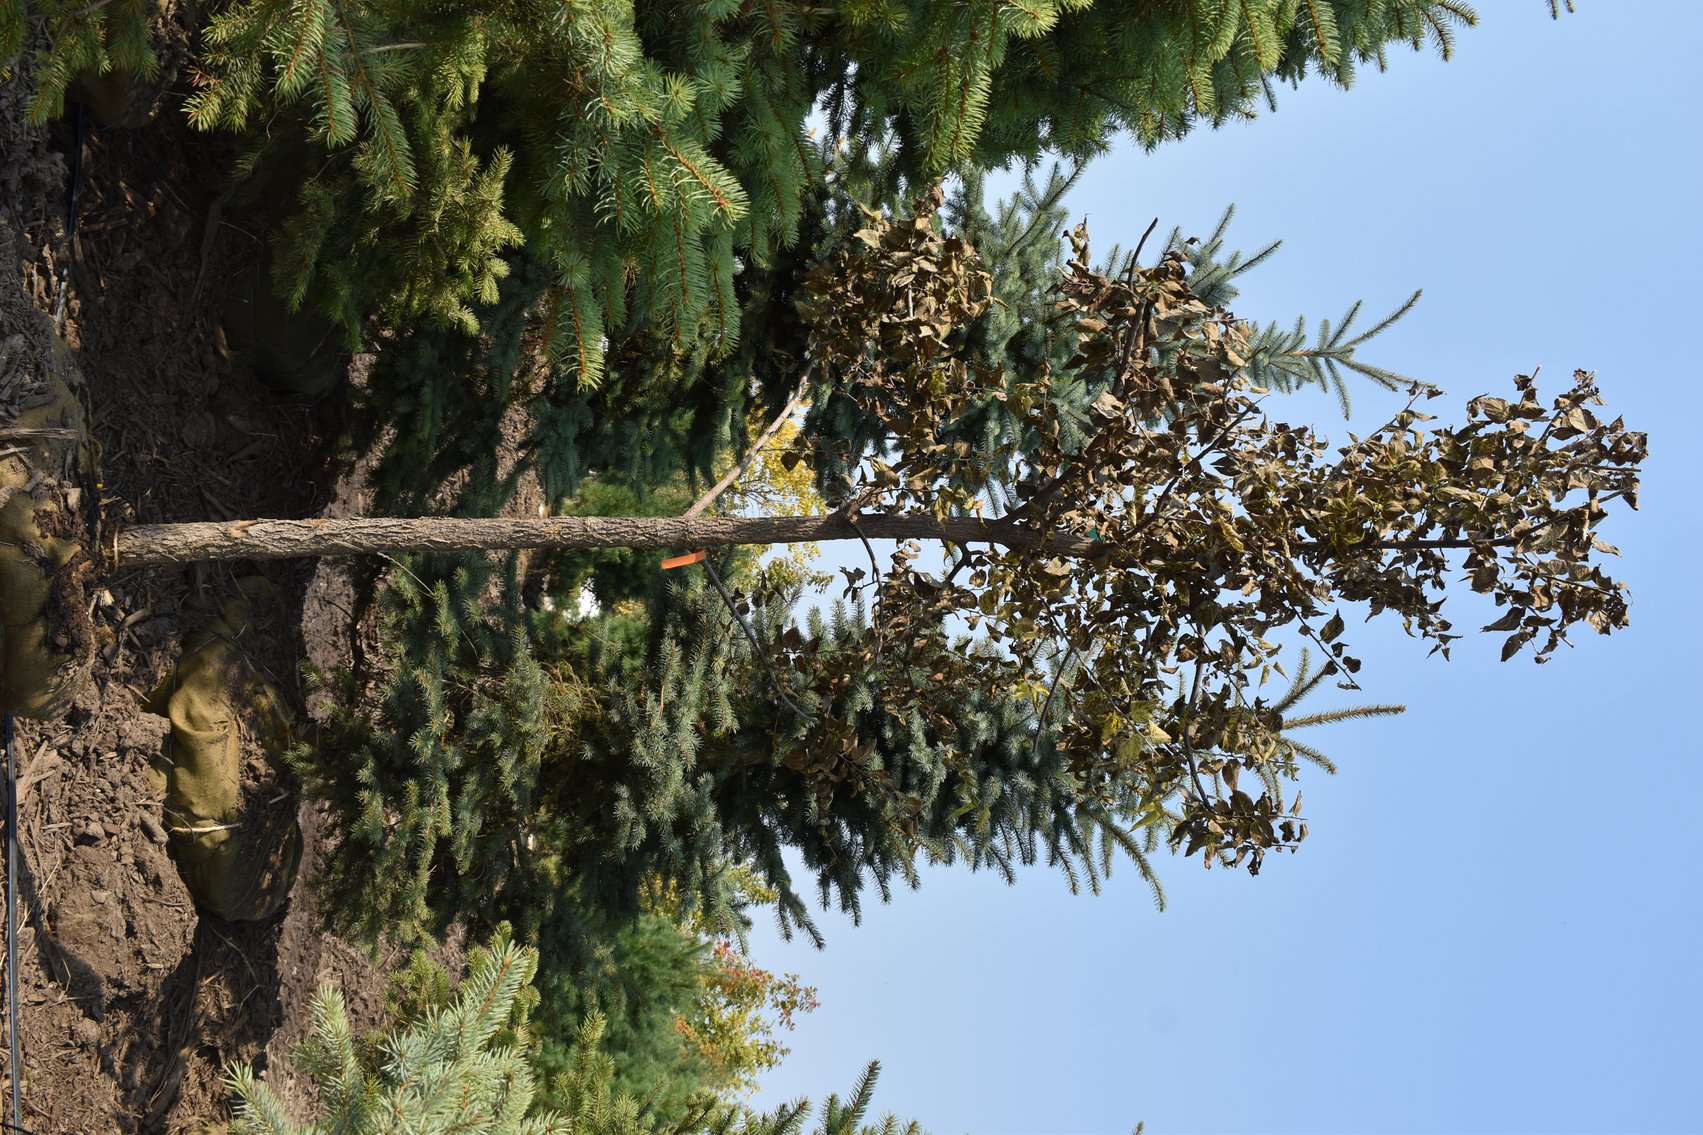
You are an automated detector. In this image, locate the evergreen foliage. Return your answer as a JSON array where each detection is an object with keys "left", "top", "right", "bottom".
[
  {"left": 1161, "top": 206, "right": 1423, "bottom": 414},
  {"left": 1, "top": 0, "right": 157, "bottom": 121},
  {"left": 173, "top": 0, "right": 1481, "bottom": 349},
  {"left": 230, "top": 928, "right": 918, "bottom": 1135},
  {"left": 536, "top": 910, "right": 714, "bottom": 1124},
  {"left": 527, "top": 886, "right": 818, "bottom": 1125},
  {"left": 297, "top": 552, "right": 577, "bottom": 951},
  {"left": 296, "top": 559, "right": 1143, "bottom": 954},
  {"left": 227, "top": 928, "right": 564, "bottom": 1134},
  {"left": 9, "top": 0, "right": 1505, "bottom": 530}
]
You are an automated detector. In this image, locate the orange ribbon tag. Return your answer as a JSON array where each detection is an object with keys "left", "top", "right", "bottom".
[{"left": 660, "top": 549, "right": 708, "bottom": 570}]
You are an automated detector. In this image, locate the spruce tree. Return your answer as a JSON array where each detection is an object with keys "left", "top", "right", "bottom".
[
  {"left": 227, "top": 928, "right": 565, "bottom": 1135},
  {"left": 534, "top": 910, "right": 716, "bottom": 1125},
  {"left": 229, "top": 927, "right": 915, "bottom": 1134},
  {"left": 524, "top": 881, "right": 818, "bottom": 1126}
]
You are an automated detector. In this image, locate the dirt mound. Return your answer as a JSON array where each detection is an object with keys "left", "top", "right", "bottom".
[{"left": 1, "top": 45, "right": 406, "bottom": 1134}]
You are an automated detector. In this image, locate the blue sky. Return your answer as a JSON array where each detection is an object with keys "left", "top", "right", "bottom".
[{"left": 746, "top": 6, "right": 1702, "bottom": 1134}]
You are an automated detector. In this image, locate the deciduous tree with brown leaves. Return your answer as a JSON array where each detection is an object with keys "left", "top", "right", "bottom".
[{"left": 105, "top": 190, "right": 1644, "bottom": 944}]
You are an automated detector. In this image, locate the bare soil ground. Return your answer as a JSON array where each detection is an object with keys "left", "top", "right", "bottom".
[{"left": 2, "top": 57, "right": 406, "bottom": 1134}]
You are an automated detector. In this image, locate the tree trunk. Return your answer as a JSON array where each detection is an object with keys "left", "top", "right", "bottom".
[
  {"left": 112, "top": 513, "right": 1074, "bottom": 567},
  {"left": 111, "top": 511, "right": 1499, "bottom": 568}
]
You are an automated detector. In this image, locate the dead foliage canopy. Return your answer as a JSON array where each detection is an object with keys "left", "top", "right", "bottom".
[{"left": 779, "top": 189, "right": 1645, "bottom": 874}]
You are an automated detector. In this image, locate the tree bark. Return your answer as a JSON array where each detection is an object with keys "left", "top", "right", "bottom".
[
  {"left": 112, "top": 512, "right": 1507, "bottom": 568},
  {"left": 113, "top": 513, "right": 1060, "bottom": 567}
]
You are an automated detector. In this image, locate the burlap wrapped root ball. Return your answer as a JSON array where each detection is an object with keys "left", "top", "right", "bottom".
[
  {"left": 144, "top": 578, "right": 303, "bottom": 922},
  {"left": 0, "top": 326, "right": 97, "bottom": 720}
]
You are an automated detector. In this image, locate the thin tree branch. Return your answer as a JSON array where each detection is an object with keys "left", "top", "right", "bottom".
[
  {"left": 1129, "top": 401, "right": 1259, "bottom": 542},
  {"left": 701, "top": 558, "right": 816, "bottom": 724},
  {"left": 1129, "top": 216, "right": 1160, "bottom": 270},
  {"left": 1180, "top": 658, "right": 1213, "bottom": 806},
  {"left": 845, "top": 513, "right": 886, "bottom": 661},
  {"left": 684, "top": 366, "right": 813, "bottom": 518},
  {"left": 1030, "top": 643, "right": 1079, "bottom": 760}
]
